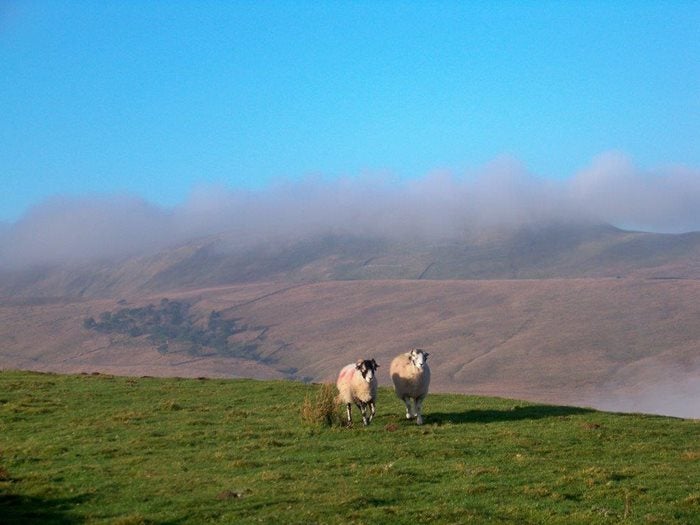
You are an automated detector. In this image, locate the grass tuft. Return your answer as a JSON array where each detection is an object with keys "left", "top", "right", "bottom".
[
  {"left": 300, "top": 382, "right": 341, "bottom": 427},
  {"left": 0, "top": 465, "right": 11, "bottom": 481},
  {"left": 112, "top": 515, "right": 148, "bottom": 525},
  {"left": 161, "top": 400, "right": 183, "bottom": 411},
  {"left": 216, "top": 489, "right": 250, "bottom": 500}
]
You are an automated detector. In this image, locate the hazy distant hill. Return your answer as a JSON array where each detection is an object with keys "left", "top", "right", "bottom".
[
  {"left": 2, "top": 221, "right": 700, "bottom": 298},
  {"left": 1, "top": 278, "right": 699, "bottom": 417},
  {"left": 2, "top": 220, "right": 700, "bottom": 417}
]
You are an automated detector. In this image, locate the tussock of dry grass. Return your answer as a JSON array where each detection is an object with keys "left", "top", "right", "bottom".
[{"left": 300, "top": 382, "right": 342, "bottom": 427}]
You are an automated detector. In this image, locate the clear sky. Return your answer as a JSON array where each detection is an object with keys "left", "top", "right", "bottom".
[{"left": 2, "top": 1, "right": 699, "bottom": 225}]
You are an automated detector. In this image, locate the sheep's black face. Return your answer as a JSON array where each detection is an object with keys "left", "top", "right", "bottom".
[
  {"left": 410, "top": 349, "right": 429, "bottom": 370},
  {"left": 356, "top": 359, "right": 379, "bottom": 383}
]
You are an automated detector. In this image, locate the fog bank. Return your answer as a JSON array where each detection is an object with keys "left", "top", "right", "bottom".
[
  {"left": 2, "top": 152, "right": 700, "bottom": 269},
  {"left": 593, "top": 374, "right": 700, "bottom": 420}
]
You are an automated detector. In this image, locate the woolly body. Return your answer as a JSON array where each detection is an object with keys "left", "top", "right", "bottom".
[
  {"left": 390, "top": 349, "right": 431, "bottom": 425},
  {"left": 336, "top": 359, "right": 378, "bottom": 426}
]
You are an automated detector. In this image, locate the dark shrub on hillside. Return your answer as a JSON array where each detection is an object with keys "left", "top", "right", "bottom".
[{"left": 83, "top": 300, "right": 262, "bottom": 360}]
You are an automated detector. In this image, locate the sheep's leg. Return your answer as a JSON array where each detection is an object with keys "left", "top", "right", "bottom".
[
  {"left": 415, "top": 397, "right": 425, "bottom": 425},
  {"left": 403, "top": 397, "right": 415, "bottom": 420},
  {"left": 345, "top": 403, "right": 353, "bottom": 425},
  {"left": 368, "top": 400, "right": 376, "bottom": 423},
  {"left": 359, "top": 402, "right": 370, "bottom": 426}
]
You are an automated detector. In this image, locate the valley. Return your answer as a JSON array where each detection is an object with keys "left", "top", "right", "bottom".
[{"left": 2, "top": 275, "right": 698, "bottom": 418}]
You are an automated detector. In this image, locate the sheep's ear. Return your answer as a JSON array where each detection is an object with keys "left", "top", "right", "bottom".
[
  {"left": 424, "top": 352, "right": 430, "bottom": 358},
  {"left": 371, "top": 359, "right": 379, "bottom": 368},
  {"left": 355, "top": 360, "right": 363, "bottom": 369}
]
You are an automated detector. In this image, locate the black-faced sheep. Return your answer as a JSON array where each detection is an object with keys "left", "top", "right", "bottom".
[
  {"left": 390, "top": 349, "right": 430, "bottom": 425},
  {"left": 336, "top": 359, "right": 379, "bottom": 426}
]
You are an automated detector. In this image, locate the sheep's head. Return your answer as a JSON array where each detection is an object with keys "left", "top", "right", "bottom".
[
  {"left": 409, "top": 349, "right": 429, "bottom": 370},
  {"left": 355, "top": 358, "right": 379, "bottom": 383}
]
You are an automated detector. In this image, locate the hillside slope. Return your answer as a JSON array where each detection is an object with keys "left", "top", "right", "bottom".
[
  {"left": 2, "top": 278, "right": 699, "bottom": 417},
  {"left": 2, "top": 223, "right": 700, "bottom": 298}
]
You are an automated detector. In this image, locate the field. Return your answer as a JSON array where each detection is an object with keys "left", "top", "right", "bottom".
[{"left": 1, "top": 371, "right": 698, "bottom": 524}]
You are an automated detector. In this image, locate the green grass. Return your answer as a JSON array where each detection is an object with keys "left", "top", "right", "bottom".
[{"left": 0, "top": 371, "right": 698, "bottom": 524}]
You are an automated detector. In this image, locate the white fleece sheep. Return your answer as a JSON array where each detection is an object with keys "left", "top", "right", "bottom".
[
  {"left": 336, "top": 359, "right": 379, "bottom": 426},
  {"left": 390, "top": 349, "right": 431, "bottom": 425}
]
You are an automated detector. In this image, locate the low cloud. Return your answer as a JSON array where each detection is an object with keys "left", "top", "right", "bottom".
[
  {"left": 0, "top": 195, "right": 176, "bottom": 268},
  {"left": 2, "top": 152, "right": 700, "bottom": 269},
  {"left": 593, "top": 372, "right": 700, "bottom": 420},
  {"left": 570, "top": 152, "right": 700, "bottom": 233}
]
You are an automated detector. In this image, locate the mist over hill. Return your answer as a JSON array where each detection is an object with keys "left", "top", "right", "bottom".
[
  {"left": 3, "top": 153, "right": 700, "bottom": 272},
  {"left": 2, "top": 221, "right": 700, "bottom": 298},
  {"left": 2, "top": 160, "right": 700, "bottom": 418}
]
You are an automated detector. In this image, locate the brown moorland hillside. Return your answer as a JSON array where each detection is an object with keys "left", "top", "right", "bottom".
[
  {"left": 3, "top": 223, "right": 700, "bottom": 298},
  {"left": 1, "top": 278, "right": 698, "bottom": 417}
]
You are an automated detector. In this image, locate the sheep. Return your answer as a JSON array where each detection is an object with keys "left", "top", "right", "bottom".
[
  {"left": 390, "top": 348, "right": 430, "bottom": 425},
  {"left": 336, "top": 358, "right": 379, "bottom": 426}
]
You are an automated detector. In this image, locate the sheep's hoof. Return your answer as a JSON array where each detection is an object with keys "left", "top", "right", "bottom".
[
  {"left": 362, "top": 418, "right": 370, "bottom": 426},
  {"left": 416, "top": 417, "right": 423, "bottom": 425}
]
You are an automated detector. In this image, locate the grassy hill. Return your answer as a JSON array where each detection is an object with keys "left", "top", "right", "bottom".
[{"left": 1, "top": 371, "right": 698, "bottom": 524}]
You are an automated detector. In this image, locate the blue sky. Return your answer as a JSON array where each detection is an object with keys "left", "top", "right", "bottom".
[{"left": 2, "top": 1, "right": 700, "bottom": 227}]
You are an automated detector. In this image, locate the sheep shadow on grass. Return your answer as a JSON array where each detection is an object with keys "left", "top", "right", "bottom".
[{"left": 427, "top": 404, "right": 594, "bottom": 425}]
